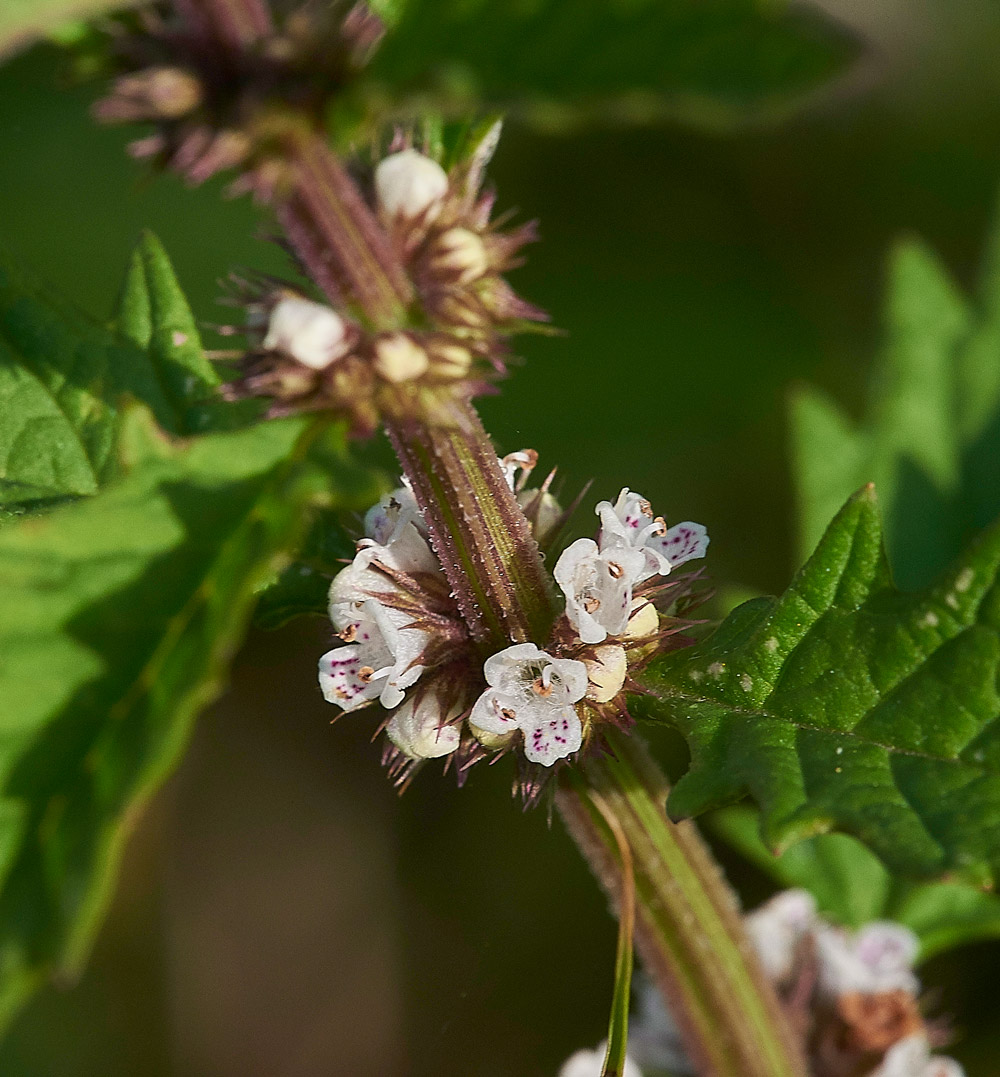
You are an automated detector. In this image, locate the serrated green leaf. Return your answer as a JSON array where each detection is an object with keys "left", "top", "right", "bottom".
[
  {"left": 792, "top": 230, "right": 1000, "bottom": 590},
  {"left": 0, "top": 237, "right": 245, "bottom": 513},
  {"left": 367, "top": 0, "right": 860, "bottom": 130},
  {"left": 0, "top": 416, "right": 372, "bottom": 1029},
  {"left": 641, "top": 485, "right": 1000, "bottom": 885},
  {"left": 712, "top": 805, "right": 1000, "bottom": 961},
  {"left": 0, "top": 253, "right": 126, "bottom": 507},
  {"left": 113, "top": 230, "right": 224, "bottom": 436}
]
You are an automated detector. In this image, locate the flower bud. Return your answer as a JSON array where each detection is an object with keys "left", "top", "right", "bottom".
[
  {"left": 374, "top": 149, "right": 449, "bottom": 220},
  {"left": 264, "top": 296, "right": 351, "bottom": 370},
  {"left": 373, "top": 332, "right": 430, "bottom": 383},
  {"left": 625, "top": 597, "right": 659, "bottom": 640},
  {"left": 386, "top": 696, "right": 461, "bottom": 759},
  {"left": 517, "top": 488, "right": 562, "bottom": 545},
  {"left": 96, "top": 66, "right": 203, "bottom": 123},
  {"left": 427, "top": 227, "right": 490, "bottom": 285},
  {"left": 427, "top": 339, "right": 473, "bottom": 379},
  {"left": 584, "top": 644, "right": 627, "bottom": 703},
  {"left": 434, "top": 292, "right": 488, "bottom": 331},
  {"left": 468, "top": 723, "right": 515, "bottom": 751}
]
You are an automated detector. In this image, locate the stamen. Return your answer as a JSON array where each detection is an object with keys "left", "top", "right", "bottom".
[
  {"left": 358, "top": 665, "right": 375, "bottom": 682},
  {"left": 607, "top": 561, "right": 624, "bottom": 580},
  {"left": 339, "top": 624, "right": 358, "bottom": 642},
  {"left": 583, "top": 597, "right": 601, "bottom": 613},
  {"left": 531, "top": 676, "right": 554, "bottom": 697}
]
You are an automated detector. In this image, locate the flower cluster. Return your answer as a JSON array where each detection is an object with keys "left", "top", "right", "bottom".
[
  {"left": 560, "top": 890, "right": 963, "bottom": 1077},
  {"left": 745, "top": 890, "right": 961, "bottom": 1077},
  {"left": 221, "top": 142, "right": 544, "bottom": 433},
  {"left": 93, "top": 3, "right": 385, "bottom": 187},
  {"left": 94, "top": 4, "right": 544, "bottom": 435},
  {"left": 318, "top": 454, "right": 708, "bottom": 798}
]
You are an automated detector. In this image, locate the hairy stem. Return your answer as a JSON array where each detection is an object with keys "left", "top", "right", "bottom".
[
  {"left": 386, "top": 399, "right": 557, "bottom": 650},
  {"left": 264, "top": 129, "right": 553, "bottom": 649},
  {"left": 558, "top": 731, "right": 807, "bottom": 1077},
  {"left": 277, "top": 137, "right": 414, "bottom": 328}
]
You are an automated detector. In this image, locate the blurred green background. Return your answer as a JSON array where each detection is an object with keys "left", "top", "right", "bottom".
[{"left": 3, "top": 1, "right": 1000, "bottom": 1073}]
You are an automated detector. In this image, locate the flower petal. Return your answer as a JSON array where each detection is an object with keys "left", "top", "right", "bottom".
[
  {"left": 482, "top": 642, "right": 547, "bottom": 689},
  {"left": 745, "top": 889, "right": 817, "bottom": 984},
  {"left": 318, "top": 645, "right": 382, "bottom": 711},
  {"left": 649, "top": 521, "right": 709, "bottom": 569},
  {"left": 521, "top": 705, "right": 582, "bottom": 766},
  {"left": 469, "top": 688, "right": 524, "bottom": 735}
]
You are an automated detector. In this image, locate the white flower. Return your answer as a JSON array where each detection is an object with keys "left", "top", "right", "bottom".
[
  {"left": 871, "top": 1035, "right": 965, "bottom": 1077},
  {"left": 319, "top": 498, "right": 441, "bottom": 712},
  {"left": 558, "top": 1044, "right": 643, "bottom": 1077},
  {"left": 469, "top": 643, "right": 587, "bottom": 766},
  {"left": 263, "top": 295, "right": 351, "bottom": 370},
  {"left": 554, "top": 538, "right": 647, "bottom": 644},
  {"left": 362, "top": 484, "right": 424, "bottom": 545},
  {"left": 815, "top": 921, "right": 919, "bottom": 999},
  {"left": 374, "top": 148, "right": 449, "bottom": 220},
  {"left": 744, "top": 889, "right": 818, "bottom": 984},
  {"left": 597, "top": 488, "right": 709, "bottom": 583},
  {"left": 385, "top": 690, "right": 462, "bottom": 759},
  {"left": 318, "top": 597, "right": 426, "bottom": 711}
]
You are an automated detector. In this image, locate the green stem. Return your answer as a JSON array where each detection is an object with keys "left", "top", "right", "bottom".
[{"left": 558, "top": 731, "right": 807, "bottom": 1077}]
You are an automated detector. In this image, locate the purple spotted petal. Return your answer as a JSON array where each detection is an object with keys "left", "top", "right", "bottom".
[
  {"left": 651, "top": 522, "right": 709, "bottom": 568},
  {"left": 522, "top": 706, "right": 582, "bottom": 767}
]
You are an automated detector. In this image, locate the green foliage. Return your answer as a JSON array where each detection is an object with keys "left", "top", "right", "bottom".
[
  {"left": 0, "top": 415, "right": 375, "bottom": 1029},
  {"left": 0, "top": 240, "right": 380, "bottom": 1030},
  {"left": 0, "top": 253, "right": 124, "bottom": 507},
  {"left": 0, "top": 0, "right": 125, "bottom": 59},
  {"left": 713, "top": 806, "right": 1000, "bottom": 960},
  {"left": 641, "top": 485, "right": 1000, "bottom": 885},
  {"left": 773, "top": 213, "right": 1000, "bottom": 953},
  {"left": 368, "top": 0, "right": 860, "bottom": 129},
  {"left": 254, "top": 507, "right": 360, "bottom": 629},
  {"left": 0, "top": 235, "right": 235, "bottom": 511},
  {"left": 792, "top": 227, "right": 1000, "bottom": 590},
  {"left": 113, "top": 230, "right": 228, "bottom": 436}
]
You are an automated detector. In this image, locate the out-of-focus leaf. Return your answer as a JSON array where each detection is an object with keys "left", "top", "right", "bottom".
[
  {"left": 0, "top": 0, "right": 132, "bottom": 59},
  {"left": 0, "top": 415, "right": 375, "bottom": 1030},
  {"left": 712, "top": 805, "right": 1000, "bottom": 961},
  {"left": 640, "top": 485, "right": 1000, "bottom": 885},
  {"left": 712, "top": 806, "right": 890, "bottom": 928},
  {"left": 0, "top": 251, "right": 130, "bottom": 507},
  {"left": 0, "top": 236, "right": 245, "bottom": 512},
  {"left": 254, "top": 507, "right": 358, "bottom": 629},
  {"left": 113, "top": 230, "right": 227, "bottom": 436},
  {"left": 792, "top": 228, "right": 1000, "bottom": 590},
  {"left": 367, "top": 0, "right": 861, "bottom": 130}
]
